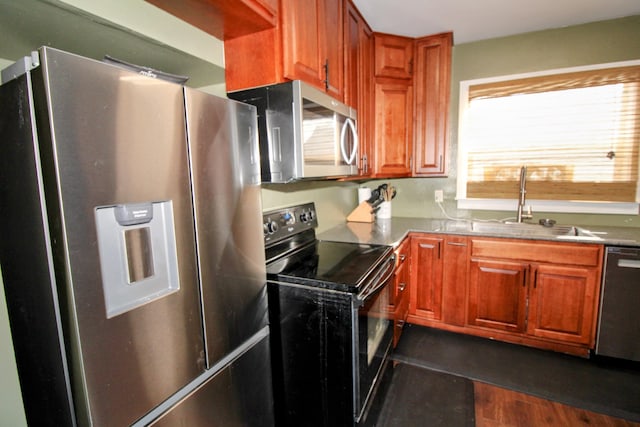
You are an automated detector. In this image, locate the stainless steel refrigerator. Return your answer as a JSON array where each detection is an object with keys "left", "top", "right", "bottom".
[{"left": 0, "top": 47, "right": 273, "bottom": 426}]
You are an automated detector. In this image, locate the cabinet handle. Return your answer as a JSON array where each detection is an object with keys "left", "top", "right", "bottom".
[
  {"left": 361, "top": 153, "right": 368, "bottom": 174},
  {"left": 324, "top": 59, "right": 329, "bottom": 91},
  {"left": 523, "top": 265, "right": 530, "bottom": 287},
  {"left": 398, "top": 282, "right": 406, "bottom": 292}
]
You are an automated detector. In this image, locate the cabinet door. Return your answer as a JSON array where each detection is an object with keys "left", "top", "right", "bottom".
[
  {"left": 413, "top": 33, "right": 452, "bottom": 176},
  {"left": 322, "top": 0, "right": 344, "bottom": 99},
  {"left": 374, "top": 33, "right": 413, "bottom": 79},
  {"left": 527, "top": 264, "right": 600, "bottom": 345},
  {"left": 282, "top": 0, "right": 343, "bottom": 98},
  {"left": 358, "top": 22, "right": 374, "bottom": 176},
  {"left": 410, "top": 236, "right": 443, "bottom": 320},
  {"left": 373, "top": 79, "right": 413, "bottom": 176},
  {"left": 282, "top": 0, "right": 324, "bottom": 88},
  {"left": 468, "top": 259, "right": 528, "bottom": 333},
  {"left": 344, "top": 1, "right": 360, "bottom": 108},
  {"left": 344, "top": 1, "right": 373, "bottom": 176},
  {"left": 441, "top": 236, "right": 468, "bottom": 326}
]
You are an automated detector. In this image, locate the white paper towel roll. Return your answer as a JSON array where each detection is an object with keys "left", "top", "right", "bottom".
[{"left": 358, "top": 187, "right": 372, "bottom": 203}]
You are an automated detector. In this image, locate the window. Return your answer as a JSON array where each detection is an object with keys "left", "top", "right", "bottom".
[{"left": 457, "top": 61, "right": 640, "bottom": 214}]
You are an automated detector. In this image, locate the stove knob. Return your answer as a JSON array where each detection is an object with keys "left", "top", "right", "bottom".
[
  {"left": 266, "top": 220, "right": 279, "bottom": 234},
  {"left": 282, "top": 211, "right": 295, "bottom": 225},
  {"left": 300, "top": 210, "right": 314, "bottom": 223}
]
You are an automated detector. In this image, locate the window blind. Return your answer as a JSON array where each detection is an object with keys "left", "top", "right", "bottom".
[{"left": 463, "top": 65, "right": 640, "bottom": 203}]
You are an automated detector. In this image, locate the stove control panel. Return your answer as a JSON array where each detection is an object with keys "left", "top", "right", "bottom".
[{"left": 263, "top": 202, "right": 318, "bottom": 245}]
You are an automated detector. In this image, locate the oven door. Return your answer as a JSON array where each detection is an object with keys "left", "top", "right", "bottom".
[{"left": 354, "top": 256, "right": 395, "bottom": 422}]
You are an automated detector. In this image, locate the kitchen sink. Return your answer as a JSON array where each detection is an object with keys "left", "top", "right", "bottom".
[{"left": 470, "top": 221, "right": 603, "bottom": 240}]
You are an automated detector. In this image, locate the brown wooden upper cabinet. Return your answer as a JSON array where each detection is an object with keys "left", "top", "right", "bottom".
[
  {"left": 370, "top": 32, "right": 452, "bottom": 178},
  {"left": 413, "top": 32, "right": 452, "bottom": 176},
  {"left": 344, "top": 1, "right": 374, "bottom": 176},
  {"left": 373, "top": 77, "right": 414, "bottom": 176},
  {"left": 374, "top": 33, "right": 414, "bottom": 79},
  {"left": 371, "top": 33, "right": 413, "bottom": 177},
  {"left": 222, "top": 1, "right": 452, "bottom": 180},
  {"left": 145, "top": 0, "right": 278, "bottom": 40},
  {"left": 225, "top": 0, "right": 344, "bottom": 100}
]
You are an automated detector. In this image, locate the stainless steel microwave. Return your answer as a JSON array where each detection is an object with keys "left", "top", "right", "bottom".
[{"left": 229, "top": 81, "right": 358, "bottom": 183}]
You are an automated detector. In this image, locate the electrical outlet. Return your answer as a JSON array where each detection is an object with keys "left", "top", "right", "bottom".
[{"left": 434, "top": 190, "right": 444, "bottom": 203}]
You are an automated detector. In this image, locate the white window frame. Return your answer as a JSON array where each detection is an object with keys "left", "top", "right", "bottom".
[{"left": 456, "top": 60, "right": 640, "bottom": 215}]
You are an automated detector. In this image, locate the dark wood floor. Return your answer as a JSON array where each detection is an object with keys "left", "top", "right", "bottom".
[{"left": 474, "top": 381, "right": 640, "bottom": 427}]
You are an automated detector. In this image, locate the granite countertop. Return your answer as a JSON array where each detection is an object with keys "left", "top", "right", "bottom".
[{"left": 317, "top": 217, "right": 640, "bottom": 248}]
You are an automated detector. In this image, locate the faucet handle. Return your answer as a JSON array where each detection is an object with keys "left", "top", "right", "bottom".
[{"left": 524, "top": 205, "right": 533, "bottom": 220}]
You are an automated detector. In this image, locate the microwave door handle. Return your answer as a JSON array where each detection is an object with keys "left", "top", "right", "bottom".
[{"left": 340, "top": 118, "right": 359, "bottom": 165}]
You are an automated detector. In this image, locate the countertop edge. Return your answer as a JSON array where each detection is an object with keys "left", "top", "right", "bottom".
[{"left": 317, "top": 217, "right": 640, "bottom": 248}]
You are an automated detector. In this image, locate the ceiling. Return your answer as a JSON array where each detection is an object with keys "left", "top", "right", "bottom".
[{"left": 353, "top": 0, "right": 640, "bottom": 44}]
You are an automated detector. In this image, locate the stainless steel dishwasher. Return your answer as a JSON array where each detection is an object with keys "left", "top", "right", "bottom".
[{"left": 595, "top": 246, "right": 640, "bottom": 362}]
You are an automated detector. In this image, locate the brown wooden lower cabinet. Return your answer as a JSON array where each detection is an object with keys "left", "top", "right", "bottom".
[
  {"left": 409, "top": 235, "right": 443, "bottom": 321},
  {"left": 467, "top": 258, "right": 529, "bottom": 333},
  {"left": 408, "top": 234, "right": 469, "bottom": 327},
  {"left": 406, "top": 233, "right": 604, "bottom": 357},
  {"left": 526, "top": 263, "right": 600, "bottom": 346}
]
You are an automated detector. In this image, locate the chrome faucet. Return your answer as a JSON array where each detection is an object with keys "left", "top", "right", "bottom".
[{"left": 516, "top": 166, "right": 533, "bottom": 223}]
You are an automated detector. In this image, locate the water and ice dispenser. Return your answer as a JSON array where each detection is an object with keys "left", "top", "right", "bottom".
[{"left": 95, "top": 201, "right": 180, "bottom": 318}]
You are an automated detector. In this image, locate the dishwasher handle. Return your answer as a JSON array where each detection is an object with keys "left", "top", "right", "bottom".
[{"left": 618, "top": 259, "right": 640, "bottom": 269}]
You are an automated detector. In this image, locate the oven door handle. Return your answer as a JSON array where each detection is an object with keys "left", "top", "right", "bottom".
[{"left": 357, "top": 256, "right": 395, "bottom": 302}]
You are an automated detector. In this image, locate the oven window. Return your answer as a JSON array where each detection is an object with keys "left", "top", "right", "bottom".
[
  {"left": 357, "top": 276, "right": 393, "bottom": 417},
  {"left": 364, "top": 285, "right": 390, "bottom": 364}
]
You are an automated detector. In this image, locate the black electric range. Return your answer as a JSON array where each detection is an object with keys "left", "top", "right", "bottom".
[{"left": 263, "top": 203, "right": 395, "bottom": 427}]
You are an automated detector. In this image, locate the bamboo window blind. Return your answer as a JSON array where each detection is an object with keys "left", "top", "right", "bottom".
[{"left": 463, "top": 65, "right": 640, "bottom": 202}]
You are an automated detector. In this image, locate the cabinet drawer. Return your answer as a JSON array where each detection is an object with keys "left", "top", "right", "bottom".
[
  {"left": 395, "top": 238, "right": 410, "bottom": 268},
  {"left": 470, "top": 238, "right": 602, "bottom": 267}
]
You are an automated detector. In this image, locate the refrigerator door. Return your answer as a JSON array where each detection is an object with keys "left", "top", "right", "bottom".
[
  {"left": 32, "top": 48, "right": 204, "bottom": 426},
  {"left": 0, "top": 72, "right": 76, "bottom": 426},
  {"left": 184, "top": 88, "right": 268, "bottom": 367},
  {"left": 149, "top": 333, "right": 274, "bottom": 426}
]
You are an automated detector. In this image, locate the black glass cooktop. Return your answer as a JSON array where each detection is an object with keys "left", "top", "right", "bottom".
[{"left": 266, "top": 240, "right": 393, "bottom": 293}]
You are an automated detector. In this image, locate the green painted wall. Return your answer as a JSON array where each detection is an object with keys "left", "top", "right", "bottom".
[
  {"left": 261, "top": 181, "right": 361, "bottom": 233},
  {"left": 0, "top": 269, "right": 27, "bottom": 427}
]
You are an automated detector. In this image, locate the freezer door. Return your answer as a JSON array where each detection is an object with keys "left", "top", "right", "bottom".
[
  {"left": 149, "top": 333, "right": 275, "bottom": 426},
  {"left": 184, "top": 87, "right": 269, "bottom": 368},
  {"left": 31, "top": 47, "right": 204, "bottom": 426}
]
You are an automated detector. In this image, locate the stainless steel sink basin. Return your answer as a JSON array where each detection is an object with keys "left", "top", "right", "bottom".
[{"left": 470, "top": 221, "right": 603, "bottom": 240}]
